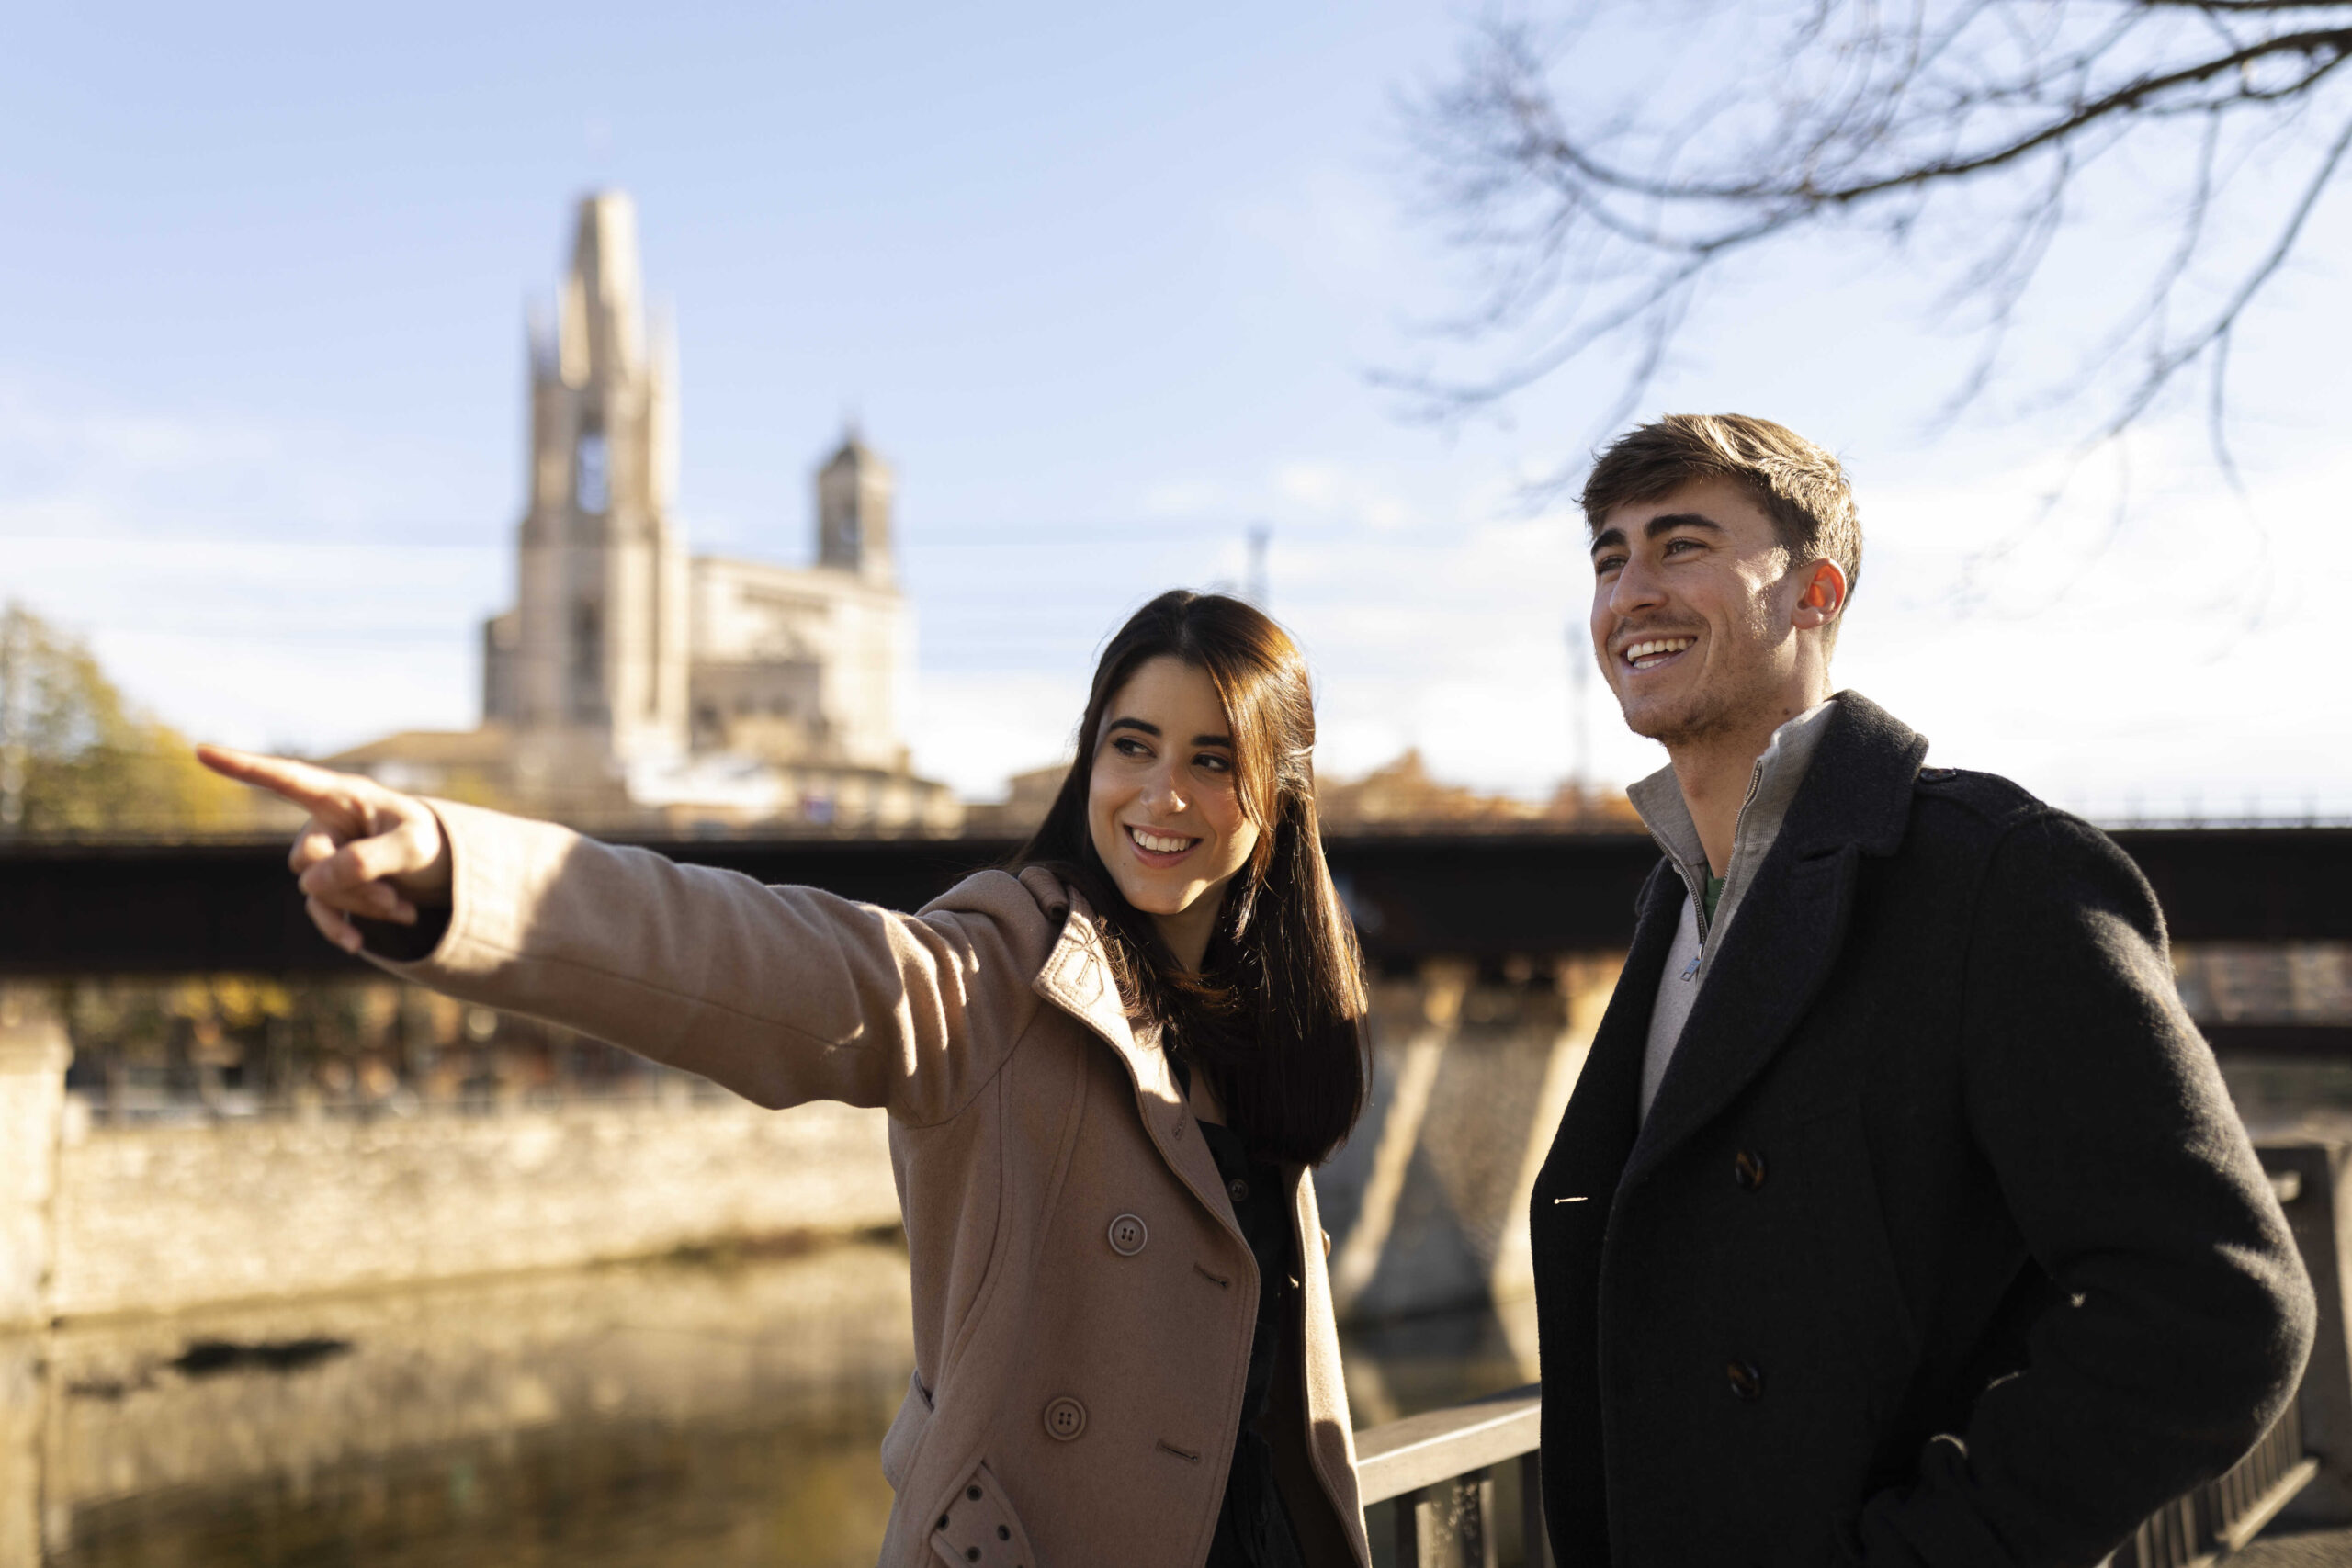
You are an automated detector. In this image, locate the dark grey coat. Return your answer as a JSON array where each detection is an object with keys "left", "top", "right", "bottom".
[{"left": 1530, "top": 692, "right": 2315, "bottom": 1567}]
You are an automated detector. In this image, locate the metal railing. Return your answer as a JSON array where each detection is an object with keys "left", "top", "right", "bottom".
[
  {"left": 2116, "top": 1401, "right": 2319, "bottom": 1568},
  {"left": 1349, "top": 1145, "right": 2346, "bottom": 1568},
  {"left": 1353, "top": 1377, "right": 2322, "bottom": 1568},
  {"left": 1356, "top": 1385, "right": 1544, "bottom": 1568}
]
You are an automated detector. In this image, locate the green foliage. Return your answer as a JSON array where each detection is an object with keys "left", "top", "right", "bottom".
[{"left": 0, "top": 600, "right": 255, "bottom": 837}]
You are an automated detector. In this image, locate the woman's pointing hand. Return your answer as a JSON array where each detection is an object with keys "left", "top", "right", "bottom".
[{"left": 195, "top": 745, "right": 454, "bottom": 955}]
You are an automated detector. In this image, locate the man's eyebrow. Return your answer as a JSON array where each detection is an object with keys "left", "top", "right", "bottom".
[
  {"left": 1643, "top": 512, "right": 1724, "bottom": 538},
  {"left": 1593, "top": 512, "right": 1725, "bottom": 558}
]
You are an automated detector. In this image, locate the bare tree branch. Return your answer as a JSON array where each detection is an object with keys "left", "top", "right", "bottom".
[{"left": 1396, "top": 0, "right": 2352, "bottom": 457}]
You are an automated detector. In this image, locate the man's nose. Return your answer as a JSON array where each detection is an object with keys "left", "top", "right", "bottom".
[{"left": 1609, "top": 554, "right": 1668, "bottom": 615}]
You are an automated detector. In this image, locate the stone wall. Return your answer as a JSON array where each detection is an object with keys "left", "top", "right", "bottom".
[
  {"left": 48, "top": 1094, "right": 899, "bottom": 1320},
  {"left": 13, "top": 960, "right": 1620, "bottom": 1328}
]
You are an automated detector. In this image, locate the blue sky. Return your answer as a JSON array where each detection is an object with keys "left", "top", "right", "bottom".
[{"left": 5, "top": 3, "right": 2350, "bottom": 817}]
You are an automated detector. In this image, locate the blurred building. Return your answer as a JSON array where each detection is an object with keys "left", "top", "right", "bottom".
[
  {"left": 959, "top": 761, "right": 1071, "bottom": 838},
  {"left": 334, "top": 192, "right": 956, "bottom": 832}
]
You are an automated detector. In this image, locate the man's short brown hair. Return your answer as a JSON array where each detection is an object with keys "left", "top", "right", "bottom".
[{"left": 1580, "top": 413, "right": 1862, "bottom": 599}]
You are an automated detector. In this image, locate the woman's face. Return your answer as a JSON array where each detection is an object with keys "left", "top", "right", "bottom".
[{"left": 1088, "top": 655, "right": 1261, "bottom": 970}]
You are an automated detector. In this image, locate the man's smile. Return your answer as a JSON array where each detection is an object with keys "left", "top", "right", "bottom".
[{"left": 1620, "top": 636, "right": 1697, "bottom": 672}]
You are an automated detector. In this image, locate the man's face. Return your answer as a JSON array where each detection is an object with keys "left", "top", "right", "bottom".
[{"left": 1589, "top": 477, "right": 1826, "bottom": 748}]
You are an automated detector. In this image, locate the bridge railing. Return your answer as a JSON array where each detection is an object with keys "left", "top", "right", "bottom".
[
  {"left": 1349, "top": 1144, "right": 2348, "bottom": 1568},
  {"left": 1356, "top": 1383, "right": 1544, "bottom": 1568}
]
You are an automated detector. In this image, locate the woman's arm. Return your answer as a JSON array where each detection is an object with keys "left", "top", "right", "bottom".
[{"left": 197, "top": 747, "right": 1054, "bottom": 1122}]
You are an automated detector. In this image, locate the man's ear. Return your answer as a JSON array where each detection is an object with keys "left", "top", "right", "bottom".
[{"left": 1793, "top": 561, "right": 1848, "bottom": 630}]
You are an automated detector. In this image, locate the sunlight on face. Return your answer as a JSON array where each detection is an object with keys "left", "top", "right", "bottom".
[
  {"left": 1586, "top": 476, "right": 1813, "bottom": 747},
  {"left": 1087, "top": 656, "right": 1261, "bottom": 970}
]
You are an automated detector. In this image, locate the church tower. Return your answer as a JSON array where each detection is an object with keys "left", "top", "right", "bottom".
[
  {"left": 817, "top": 431, "right": 896, "bottom": 585},
  {"left": 490, "top": 192, "right": 689, "bottom": 787}
]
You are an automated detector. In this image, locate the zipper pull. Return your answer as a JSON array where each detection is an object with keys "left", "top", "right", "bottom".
[{"left": 1680, "top": 953, "right": 1702, "bottom": 982}]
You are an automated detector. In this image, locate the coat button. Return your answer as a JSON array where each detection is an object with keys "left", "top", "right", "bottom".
[
  {"left": 1043, "top": 1395, "right": 1088, "bottom": 1440},
  {"left": 1107, "top": 1213, "right": 1148, "bottom": 1256},
  {"left": 1734, "top": 1150, "right": 1767, "bottom": 1190},
  {"left": 1227, "top": 1178, "right": 1250, "bottom": 1204},
  {"left": 1727, "top": 1360, "right": 1764, "bottom": 1402}
]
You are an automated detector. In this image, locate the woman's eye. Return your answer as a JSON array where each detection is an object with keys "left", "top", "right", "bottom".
[
  {"left": 1194, "top": 753, "right": 1231, "bottom": 773},
  {"left": 1112, "top": 736, "right": 1150, "bottom": 758}
]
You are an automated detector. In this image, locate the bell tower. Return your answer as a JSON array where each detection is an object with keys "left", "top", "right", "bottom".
[
  {"left": 499, "top": 191, "right": 688, "bottom": 782},
  {"left": 817, "top": 430, "right": 895, "bottom": 585}
]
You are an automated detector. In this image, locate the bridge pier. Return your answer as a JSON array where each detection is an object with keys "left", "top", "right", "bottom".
[
  {"left": 0, "top": 1332, "right": 40, "bottom": 1568},
  {"left": 0, "top": 988, "right": 66, "bottom": 1331},
  {"left": 0, "top": 986, "right": 64, "bottom": 1568},
  {"left": 1322, "top": 955, "right": 1623, "bottom": 1327},
  {"left": 1489, "top": 954, "right": 1621, "bottom": 1304}
]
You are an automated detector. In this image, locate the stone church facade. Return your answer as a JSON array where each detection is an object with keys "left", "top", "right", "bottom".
[{"left": 335, "top": 192, "right": 956, "bottom": 832}]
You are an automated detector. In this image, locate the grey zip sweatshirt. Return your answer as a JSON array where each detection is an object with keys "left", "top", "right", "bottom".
[{"left": 1626, "top": 696, "right": 1838, "bottom": 1122}]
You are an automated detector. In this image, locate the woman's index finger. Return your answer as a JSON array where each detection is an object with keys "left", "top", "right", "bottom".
[{"left": 195, "top": 745, "right": 368, "bottom": 823}]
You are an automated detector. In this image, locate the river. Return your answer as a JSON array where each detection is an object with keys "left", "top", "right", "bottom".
[{"left": 15, "top": 1236, "right": 1535, "bottom": 1567}]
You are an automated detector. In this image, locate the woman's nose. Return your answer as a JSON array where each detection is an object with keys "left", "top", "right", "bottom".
[{"left": 1141, "top": 763, "right": 1186, "bottom": 813}]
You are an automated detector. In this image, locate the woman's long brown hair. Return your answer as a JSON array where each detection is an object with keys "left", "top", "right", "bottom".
[{"left": 1014, "top": 590, "right": 1369, "bottom": 1167}]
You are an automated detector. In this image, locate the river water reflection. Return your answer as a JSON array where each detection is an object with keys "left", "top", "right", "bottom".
[{"left": 16, "top": 1238, "right": 1534, "bottom": 1567}]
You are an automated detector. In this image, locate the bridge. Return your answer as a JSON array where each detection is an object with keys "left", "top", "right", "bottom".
[{"left": 4, "top": 824, "right": 2346, "bottom": 1055}]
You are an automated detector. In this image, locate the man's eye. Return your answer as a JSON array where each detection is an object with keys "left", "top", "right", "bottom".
[{"left": 1594, "top": 556, "right": 1624, "bottom": 574}]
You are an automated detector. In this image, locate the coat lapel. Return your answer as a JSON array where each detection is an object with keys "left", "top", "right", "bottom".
[
  {"left": 1536, "top": 859, "right": 1683, "bottom": 1204},
  {"left": 1028, "top": 888, "right": 1241, "bottom": 1238},
  {"left": 1621, "top": 692, "right": 1928, "bottom": 1187}
]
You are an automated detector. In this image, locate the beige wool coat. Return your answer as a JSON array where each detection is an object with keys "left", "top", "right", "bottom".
[{"left": 366, "top": 800, "right": 1373, "bottom": 1568}]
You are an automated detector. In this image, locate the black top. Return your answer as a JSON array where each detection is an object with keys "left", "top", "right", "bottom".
[{"left": 1176, "top": 1059, "right": 1306, "bottom": 1568}]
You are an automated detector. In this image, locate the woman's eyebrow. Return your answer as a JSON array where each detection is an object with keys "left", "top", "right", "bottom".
[
  {"left": 1104, "top": 716, "right": 1159, "bottom": 737},
  {"left": 1192, "top": 734, "right": 1234, "bottom": 749}
]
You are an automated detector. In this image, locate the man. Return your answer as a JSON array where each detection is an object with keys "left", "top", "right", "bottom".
[{"left": 1529, "top": 414, "right": 2314, "bottom": 1566}]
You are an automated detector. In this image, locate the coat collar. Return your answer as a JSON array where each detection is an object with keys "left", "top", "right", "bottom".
[
  {"left": 1628, "top": 695, "right": 1838, "bottom": 943},
  {"left": 1771, "top": 690, "right": 1926, "bottom": 862},
  {"left": 1023, "top": 870, "right": 1245, "bottom": 1238},
  {"left": 1621, "top": 691, "right": 1928, "bottom": 1185}
]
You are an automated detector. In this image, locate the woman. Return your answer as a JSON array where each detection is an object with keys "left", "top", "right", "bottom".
[{"left": 201, "top": 590, "right": 1374, "bottom": 1568}]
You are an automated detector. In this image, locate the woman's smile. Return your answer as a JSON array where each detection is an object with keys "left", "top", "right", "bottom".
[{"left": 1125, "top": 822, "right": 1203, "bottom": 864}]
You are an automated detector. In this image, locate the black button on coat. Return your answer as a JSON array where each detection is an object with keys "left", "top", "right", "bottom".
[{"left": 1529, "top": 693, "right": 2315, "bottom": 1568}]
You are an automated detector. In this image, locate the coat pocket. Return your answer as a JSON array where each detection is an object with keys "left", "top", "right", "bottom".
[
  {"left": 930, "top": 1461, "right": 1036, "bottom": 1568},
  {"left": 879, "top": 1371, "right": 934, "bottom": 1494}
]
